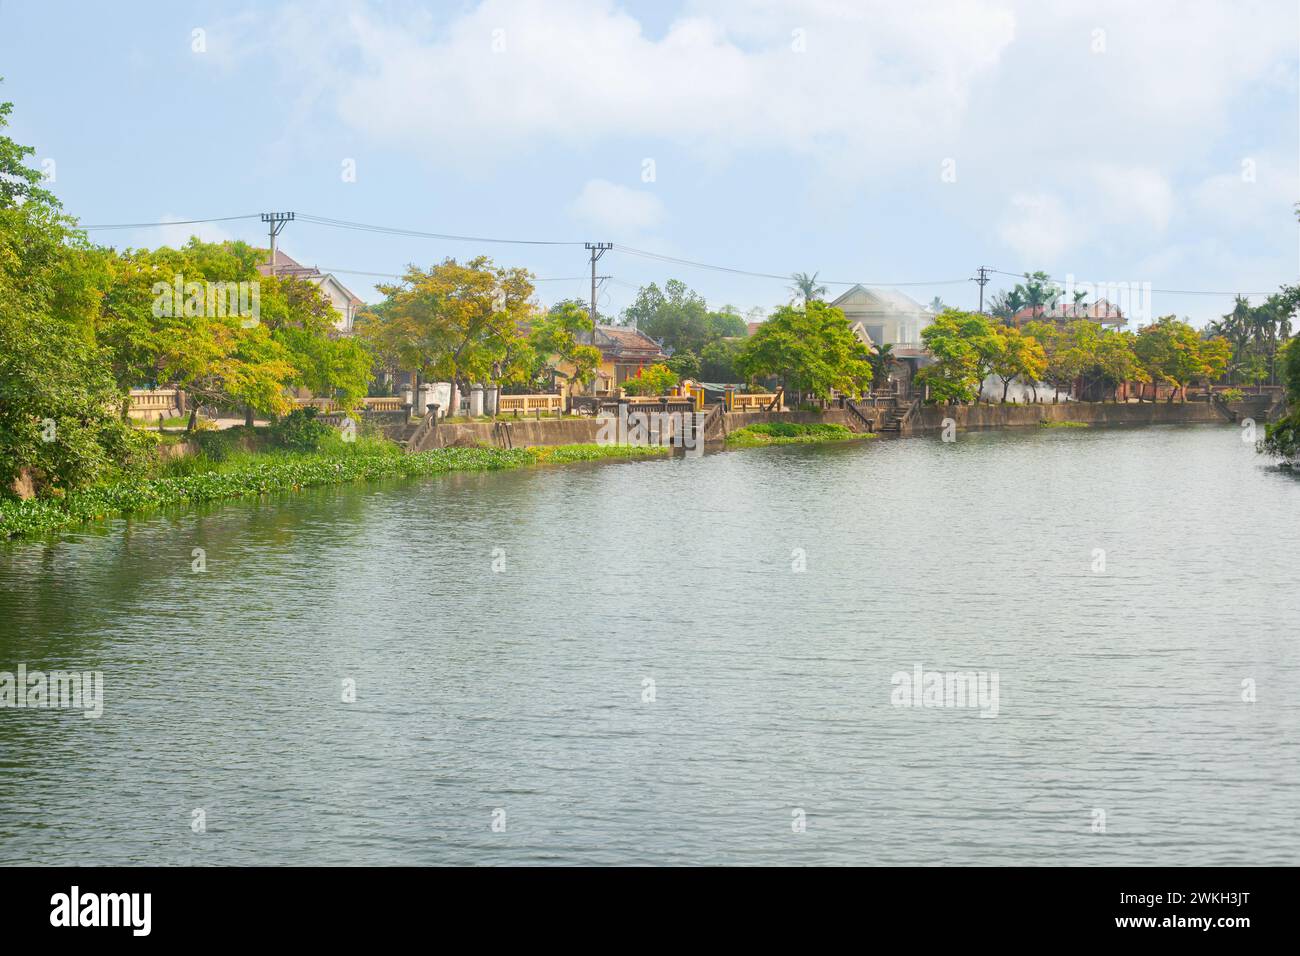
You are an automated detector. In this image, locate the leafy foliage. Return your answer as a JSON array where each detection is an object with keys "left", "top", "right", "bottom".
[
  {"left": 620, "top": 362, "right": 678, "bottom": 396},
  {"left": 735, "top": 301, "right": 872, "bottom": 400}
]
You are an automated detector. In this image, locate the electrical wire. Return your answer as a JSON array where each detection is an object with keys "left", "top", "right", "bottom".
[
  {"left": 298, "top": 213, "right": 584, "bottom": 247},
  {"left": 986, "top": 268, "right": 1278, "bottom": 298},
  {"left": 77, "top": 214, "right": 262, "bottom": 231}
]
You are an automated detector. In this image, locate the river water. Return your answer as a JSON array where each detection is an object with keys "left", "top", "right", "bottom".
[{"left": 1, "top": 423, "right": 1297, "bottom": 865}]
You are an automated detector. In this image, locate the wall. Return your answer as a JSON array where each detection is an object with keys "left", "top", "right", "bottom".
[
  {"left": 906, "top": 401, "right": 1227, "bottom": 435},
  {"left": 411, "top": 417, "right": 606, "bottom": 451}
]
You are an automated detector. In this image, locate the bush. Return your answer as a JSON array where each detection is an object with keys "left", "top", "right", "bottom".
[
  {"left": 1220, "top": 388, "right": 1244, "bottom": 403},
  {"left": 268, "top": 407, "right": 334, "bottom": 452},
  {"left": 621, "top": 363, "right": 679, "bottom": 397}
]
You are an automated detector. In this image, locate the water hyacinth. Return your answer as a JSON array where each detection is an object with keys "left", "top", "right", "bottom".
[{"left": 0, "top": 444, "right": 668, "bottom": 539}]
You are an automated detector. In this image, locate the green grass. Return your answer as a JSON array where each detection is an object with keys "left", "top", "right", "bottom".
[
  {"left": 0, "top": 442, "right": 669, "bottom": 540},
  {"left": 1039, "top": 420, "right": 1091, "bottom": 428},
  {"left": 725, "top": 422, "right": 866, "bottom": 447}
]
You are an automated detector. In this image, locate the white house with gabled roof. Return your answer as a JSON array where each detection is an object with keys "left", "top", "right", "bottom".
[
  {"left": 828, "top": 285, "right": 932, "bottom": 352},
  {"left": 256, "top": 250, "right": 364, "bottom": 333}
]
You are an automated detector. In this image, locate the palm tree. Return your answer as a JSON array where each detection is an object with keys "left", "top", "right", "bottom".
[
  {"left": 869, "top": 343, "right": 896, "bottom": 395},
  {"left": 790, "top": 271, "right": 827, "bottom": 306},
  {"left": 988, "top": 288, "right": 1026, "bottom": 323},
  {"left": 929, "top": 296, "right": 947, "bottom": 314}
]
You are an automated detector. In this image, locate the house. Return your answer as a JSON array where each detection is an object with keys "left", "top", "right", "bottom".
[
  {"left": 555, "top": 324, "right": 668, "bottom": 395},
  {"left": 256, "top": 250, "right": 364, "bottom": 333},
  {"left": 828, "top": 285, "right": 932, "bottom": 351},
  {"left": 1010, "top": 298, "right": 1126, "bottom": 328}
]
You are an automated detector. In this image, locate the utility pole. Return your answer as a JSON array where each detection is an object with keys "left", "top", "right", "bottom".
[
  {"left": 261, "top": 212, "right": 295, "bottom": 276},
  {"left": 585, "top": 242, "right": 612, "bottom": 344},
  {"left": 975, "top": 265, "right": 991, "bottom": 313}
]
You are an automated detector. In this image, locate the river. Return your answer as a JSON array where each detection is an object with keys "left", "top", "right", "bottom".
[{"left": 1, "top": 423, "right": 1297, "bottom": 865}]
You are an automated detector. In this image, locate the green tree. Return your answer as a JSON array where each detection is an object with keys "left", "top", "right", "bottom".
[
  {"left": 916, "top": 310, "right": 999, "bottom": 403},
  {"left": 1135, "top": 316, "right": 1230, "bottom": 402},
  {"left": 0, "top": 90, "right": 145, "bottom": 493},
  {"left": 700, "top": 338, "right": 741, "bottom": 381},
  {"left": 521, "top": 298, "right": 601, "bottom": 393},
  {"left": 736, "top": 300, "right": 872, "bottom": 401},
  {"left": 666, "top": 349, "right": 701, "bottom": 380},
  {"left": 1261, "top": 337, "right": 1300, "bottom": 459},
  {"left": 991, "top": 325, "right": 1047, "bottom": 402},
  {"left": 363, "top": 256, "right": 534, "bottom": 401}
]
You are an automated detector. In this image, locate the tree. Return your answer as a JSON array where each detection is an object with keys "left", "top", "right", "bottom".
[
  {"left": 790, "top": 271, "right": 827, "bottom": 307},
  {"left": 96, "top": 239, "right": 371, "bottom": 426},
  {"left": 363, "top": 256, "right": 534, "bottom": 404},
  {"left": 666, "top": 350, "right": 701, "bottom": 381},
  {"left": 0, "top": 90, "right": 145, "bottom": 493},
  {"left": 991, "top": 326, "right": 1047, "bottom": 402},
  {"left": 0, "top": 83, "right": 56, "bottom": 208},
  {"left": 1023, "top": 320, "right": 1086, "bottom": 402},
  {"left": 1092, "top": 328, "right": 1144, "bottom": 401},
  {"left": 916, "top": 310, "right": 1000, "bottom": 403},
  {"left": 621, "top": 279, "right": 709, "bottom": 355},
  {"left": 868, "top": 342, "right": 897, "bottom": 394},
  {"left": 1134, "top": 316, "right": 1230, "bottom": 402},
  {"left": 700, "top": 338, "right": 741, "bottom": 381},
  {"left": 735, "top": 300, "right": 872, "bottom": 401},
  {"left": 1261, "top": 337, "right": 1300, "bottom": 460},
  {"left": 987, "top": 288, "right": 1026, "bottom": 322},
  {"left": 520, "top": 298, "right": 600, "bottom": 394}
]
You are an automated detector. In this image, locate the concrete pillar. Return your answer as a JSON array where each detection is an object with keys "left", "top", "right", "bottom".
[
  {"left": 416, "top": 384, "right": 434, "bottom": 415},
  {"left": 485, "top": 386, "right": 499, "bottom": 416},
  {"left": 469, "top": 384, "right": 485, "bottom": 418},
  {"left": 401, "top": 384, "right": 414, "bottom": 408}
]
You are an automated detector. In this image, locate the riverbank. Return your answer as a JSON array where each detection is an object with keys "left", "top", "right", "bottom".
[{"left": 0, "top": 443, "right": 669, "bottom": 539}]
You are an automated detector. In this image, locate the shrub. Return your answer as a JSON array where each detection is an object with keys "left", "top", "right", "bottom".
[{"left": 268, "top": 407, "right": 334, "bottom": 452}]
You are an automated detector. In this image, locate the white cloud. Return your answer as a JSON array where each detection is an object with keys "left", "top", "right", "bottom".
[
  {"left": 567, "top": 179, "right": 666, "bottom": 235},
  {"left": 232, "top": 0, "right": 1017, "bottom": 168}
]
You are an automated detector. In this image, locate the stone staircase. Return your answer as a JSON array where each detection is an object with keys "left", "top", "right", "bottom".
[{"left": 877, "top": 393, "right": 914, "bottom": 434}]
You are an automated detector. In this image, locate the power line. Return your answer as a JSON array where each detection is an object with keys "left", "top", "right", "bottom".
[
  {"left": 70, "top": 212, "right": 1288, "bottom": 297},
  {"left": 613, "top": 243, "right": 969, "bottom": 287},
  {"left": 77, "top": 214, "right": 262, "bottom": 231},
  {"left": 986, "top": 268, "right": 1278, "bottom": 297},
  {"left": 298, "top": 213, "right": 584, "bottom": 247}
]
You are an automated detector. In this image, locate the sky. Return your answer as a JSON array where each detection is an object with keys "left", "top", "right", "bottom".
[{"left": 1, "top": 0, "right": 1298, "bottom": 327}]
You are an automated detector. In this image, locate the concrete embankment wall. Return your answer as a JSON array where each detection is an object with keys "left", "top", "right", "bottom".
[
  {"left": 905, "top": 401, "right": 1228, "bottom": 435},
  {"left": 403, "top": 401, "right": 1243, "bottom": 452},
  {"left": 414, "top": 417, "right": 605, "bottom": 451}
]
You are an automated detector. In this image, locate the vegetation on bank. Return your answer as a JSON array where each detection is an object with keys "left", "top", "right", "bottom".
[
  {"left": 916, "top": 309, "right": 1232, "bottom": 404},
  {"left": 0, "top": 438, "right": 669, "bottom": 539},
  {"left": 1040, "top": 420, "right": 1090, "bottom": 428},
  {"left": 1260, "top": 338, "right": 1300, "bottom": 462},
  {"left": 725, "top": 422, "right": 863, "bottom": 447}
]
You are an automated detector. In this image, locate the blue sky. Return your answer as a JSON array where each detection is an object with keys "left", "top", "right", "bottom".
[{"left": 2, "top": 0, "right": 1297, "bottom": 326}]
